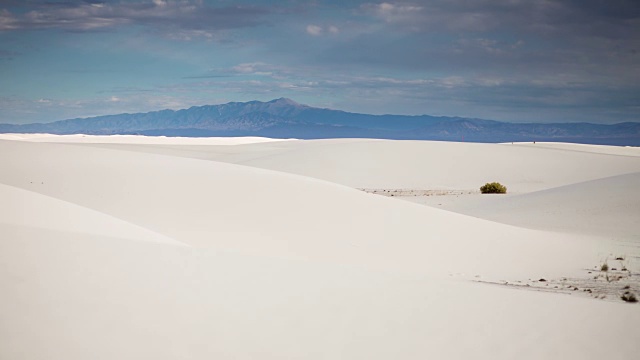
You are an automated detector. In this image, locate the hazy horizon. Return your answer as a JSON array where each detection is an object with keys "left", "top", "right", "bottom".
[{"left": 5, "top": 97, "right": 640, "bottom": 127}]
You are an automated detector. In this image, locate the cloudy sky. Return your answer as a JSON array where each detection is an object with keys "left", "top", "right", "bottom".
[{"left": 1, "top": 0, "right": 639, "bottom": 124}]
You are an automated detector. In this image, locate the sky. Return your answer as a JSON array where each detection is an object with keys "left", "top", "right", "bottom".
[{"left": 0, "top": 0, "right": 639, "bottom": 124}]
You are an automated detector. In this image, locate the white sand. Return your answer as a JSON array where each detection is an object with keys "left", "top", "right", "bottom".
[
  {"left": 0, "top": 133, "right": 294, "bottom": 145},
  {"left": 68, "top": 138, "right": 640, "bottom": 192},
  {"left": 430, "top": 172, "right": 640, "bottom": 239},
  {"left": 510, "top": 141, "right": 640, "bottom": 157},
  {"left": 2, "top": 135, "right": 639, "bottom": 359}
]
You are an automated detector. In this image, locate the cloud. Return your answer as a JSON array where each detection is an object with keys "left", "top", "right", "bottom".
[
  {"left": 181, "top": 74, "right": 232, "bottom": 79},
  {"left": 0, "top": 1, "right": 272, "bottom": 39},
  {"left": 300, "top": 72, "right": 640, "bottom": 122},
  {"left": 2, "top": 65, "right": 638, "bottom": 125},
  {"left": 361, "top": 1, "right": 640, "bottom": 36},
  {"left": 306, "top": 24, "right": 339, "bottom": 36},
  {"left": 311, "top": 2, "right": 639, "bottom": 90},
  {"left": 0, "top": 9, "right": 18, "bottom": 30},
  {"left": 360, "top": 2, "right": 426, "bottom": 32},
  {"left": 1, "top": 1, "right": 638, "bottom": 124},
  {"left": 0, "top": 92, "right": 225, "bottom": 124},
  {"left": 231, "top": 62, "right": 274, "bottom": 75},
  {"left": 368, "top": 2, "right": 423, "bottom": 22},
  {"left": 306, "top": 24, "right": 323, "bottom": 36}
]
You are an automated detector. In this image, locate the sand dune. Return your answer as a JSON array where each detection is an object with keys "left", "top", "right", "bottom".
[
  {"left": 0, "top": 182, "right": 184, "bottom": 246},
  {"left": 2, "top": 135, "right": 639, "bottom": 359},
  {"left": 0, "top": 139, "right": 600, "bottom": 278},
  {"left": 435, "top": 172, "right": 640, "bottom": 240},
  {"left": 512, "top": 141, "right": 640, "bottom": 157},
  {"left": 231, "top": 140, "right": 640, "bottom": 192},
  {"left": 71, "top": 138, "right": 640, "bottom": 193},
  {"left": 3, "top": 228, "right": 637, "bottom": 360}
]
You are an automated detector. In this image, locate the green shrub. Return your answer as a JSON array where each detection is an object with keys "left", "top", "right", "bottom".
[{"left": 480, "top": 182, "right": 507, "bottom": 194}]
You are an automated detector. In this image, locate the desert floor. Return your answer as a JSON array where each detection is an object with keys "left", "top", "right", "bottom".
[{"left": 1, "top": 134, "right": 639, "bottom": 359}]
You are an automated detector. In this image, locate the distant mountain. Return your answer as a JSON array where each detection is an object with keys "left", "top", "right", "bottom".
[{"left": 1, "top": 98, "right": 639, "bottom": 145}]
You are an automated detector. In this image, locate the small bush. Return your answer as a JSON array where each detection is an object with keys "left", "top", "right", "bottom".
[
  {"left": 601, "top": 263, "right": 609, "bottom": 272},
  {"left": 621, "top": 291, "right": 638, "bottom": 303},
  {"left": 480, "top": 182, "right": 507, "bottom": 194}
]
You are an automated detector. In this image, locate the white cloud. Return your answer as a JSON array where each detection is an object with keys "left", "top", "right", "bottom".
[
  {"left": 0, "top": 1, "right": 270, "bottom": 39},
  {"left": 440, "top": 76, "right": 466, "bottom": 88},
  {"left": 231, "top": 62, "right": 273, "bottom": 76},
  {"left": 232, "top": 63, "right": 259, "bottom": 74},
  {"left": 306, "top": 24, "right": 340, "bottom": 36},
  {"left": 166, "top": 29, "right": 216, "bottom": 41},
  {"left": 306, "top": 24, "right": 322, "bottom": 36},
  {"left": 0, "top": 9, "right": 19, "bottom": 30},
  {"left": 371, "top": 2, "right": 423, "bottom": 22}
]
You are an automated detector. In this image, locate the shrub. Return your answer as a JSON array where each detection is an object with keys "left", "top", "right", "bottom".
[
  {"left": 480, "top": 182, "right": 507, "bottom": 194},
  {"left": 621, "top": 291, "right": 638, "bottom": 303}
]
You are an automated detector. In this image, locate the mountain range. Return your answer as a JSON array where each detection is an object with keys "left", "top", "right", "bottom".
[{"left": 1, "top": 98, "right": 639, "bottom": 145}]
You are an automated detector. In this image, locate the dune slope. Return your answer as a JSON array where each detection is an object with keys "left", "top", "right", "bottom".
[
  {"left": 71, "top": 138, "right": 640, "bottom": 193},
  {"left": 443, "top": 172, "right": 640, "bottom": 240},
  {"left": 2, "top": 136, "right": 639, "bottom": 359},
  {"left": 0, "top": 139, "right": 607, "bottom": 278}
]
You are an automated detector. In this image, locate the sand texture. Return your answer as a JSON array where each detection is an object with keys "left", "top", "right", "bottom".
[{"left": 2, "top": 134, "right": 639, "bottom": 359}]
